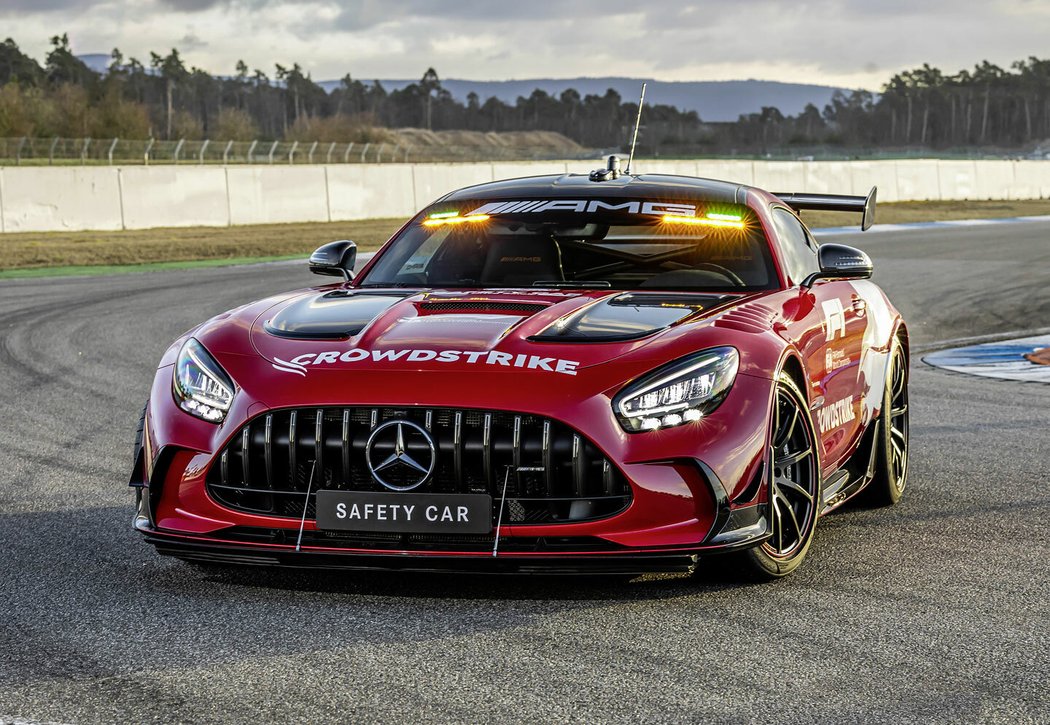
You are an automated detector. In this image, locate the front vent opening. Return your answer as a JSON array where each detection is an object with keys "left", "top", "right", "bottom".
[
  {"left": 206, "top": 407, "right": 631, "bottom": 527},
  {"left": 417, "top": 301, "right": 548, "bottom": 315}
]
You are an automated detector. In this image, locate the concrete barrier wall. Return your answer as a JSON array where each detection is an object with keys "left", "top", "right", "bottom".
[
  {"left": 1013, "top": 161, "right": 1050, "bottom": 199},
  {"left": 1, "top": 159, "right": 1048, "bottom": 233},
  {"left": 227, "top": 166, "right": 330, "bottom": 225},
  {"left": 973, "top": 161, "right": 1016, "bottom": 201},
  {"left": 2, "top": 167, "right": 124, "bottom": 232},
  {"left": 895, "top": 160, "right": 942, "bottom": 202},
  {"left": 490, "top": 161, "right": 572, "bottom": 181},
  {"left": 120, "top": 166, "right": 230, "bottom": 229},
  {"left": 848, "top": 161, "right": 901, "bottom": 202},
  {"left": 695, "top": 161, "right": 754, "bottom": 186},
  {"left": 327, "top": 164, "right": 417, "bottom": 221}
]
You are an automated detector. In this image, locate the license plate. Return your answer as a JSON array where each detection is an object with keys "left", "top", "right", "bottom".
[{"left": 314, "top": 491, "right": 493, "bottom": 534}]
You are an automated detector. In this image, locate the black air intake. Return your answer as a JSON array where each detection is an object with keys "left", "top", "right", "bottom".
[{"left": 206, "top": 407, "right": 631, "bottom": 525}]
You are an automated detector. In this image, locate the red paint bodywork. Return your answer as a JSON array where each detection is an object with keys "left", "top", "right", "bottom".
[{"left": 134, "top": 177, "right": 906, "bottom": 566}]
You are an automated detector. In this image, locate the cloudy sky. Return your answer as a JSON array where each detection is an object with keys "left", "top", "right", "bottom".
[{"left": 3, "top": 0, "right": 1048, "bottom": 89}]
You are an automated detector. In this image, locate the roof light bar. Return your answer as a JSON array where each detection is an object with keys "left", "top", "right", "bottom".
[
  {"left": 661, "top": 214, "right": 746, "bottom": 230},
  {"left": 422, "top": 213, "right": 490, "bottom": 227}
]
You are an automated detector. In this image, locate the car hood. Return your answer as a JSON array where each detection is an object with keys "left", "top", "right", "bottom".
[
  {"left": 257, "top": 286, "right": 743, "bottom": 363},
  {"left": 189, "top": 286, "right": 780, "bottom": 411}
]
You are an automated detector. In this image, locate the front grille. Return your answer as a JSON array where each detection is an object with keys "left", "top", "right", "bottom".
[{"left": 206, "top": 407, "right": 632, "bottom": 525}]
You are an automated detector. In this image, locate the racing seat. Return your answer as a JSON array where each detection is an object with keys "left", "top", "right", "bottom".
[{"left": 480, "top": 237, "right": 564, "bottom": 285}]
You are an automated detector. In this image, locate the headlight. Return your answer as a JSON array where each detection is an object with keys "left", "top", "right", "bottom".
[
  {"left": 613, "top": 347, "right": 739, "bottom": 432},
  {"left": 173, "top": 338, "right": 235, "bottom": 423}
]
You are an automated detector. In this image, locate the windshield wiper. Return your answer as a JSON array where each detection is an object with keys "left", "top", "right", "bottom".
[{"left": 531, "top": 280, "right": 612, "bottom": 288}]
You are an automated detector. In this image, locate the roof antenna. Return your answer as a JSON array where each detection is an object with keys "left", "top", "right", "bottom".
[{"left": 624, "top": 82, "right": 647, "bottom": 176}]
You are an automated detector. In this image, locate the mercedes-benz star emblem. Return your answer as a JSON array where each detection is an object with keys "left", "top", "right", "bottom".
[{"left": 365, "top": 420, "right": 437, "bottom": 491}]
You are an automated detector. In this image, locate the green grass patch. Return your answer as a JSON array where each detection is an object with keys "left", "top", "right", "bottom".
[{"left": 0, "top": 217, "right": 404, "bottom": 273}]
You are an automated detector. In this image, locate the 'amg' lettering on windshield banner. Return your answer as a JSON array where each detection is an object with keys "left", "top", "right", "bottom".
[{"left": 466, "top": 200, "right": 698, "bottom": 217}]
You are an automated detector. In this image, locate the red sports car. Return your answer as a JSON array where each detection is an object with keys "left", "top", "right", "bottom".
[{"left": 131, "top": 158, "right": 909, "bottom": 579}]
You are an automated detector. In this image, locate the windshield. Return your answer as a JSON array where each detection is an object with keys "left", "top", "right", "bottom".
[{"left": 358, "top": 198, "right": 777, "bottom": 292}]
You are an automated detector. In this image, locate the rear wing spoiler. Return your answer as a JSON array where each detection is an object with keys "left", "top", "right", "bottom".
[{"left": 774, "top": 186, "right": 877, "bottom": 231}]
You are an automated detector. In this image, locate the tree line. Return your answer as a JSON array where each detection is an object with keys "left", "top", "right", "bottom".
[{"left": 1, "top": 34, "right": 1048, "bottom": 154}]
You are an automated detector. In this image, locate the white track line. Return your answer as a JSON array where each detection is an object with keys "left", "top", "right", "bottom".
[
  {"left": 922, "top": 333, "right": 1050, "bottom": 384},
  {"left": 913, "top": 327, "right": 1050, "bottom": 354}
]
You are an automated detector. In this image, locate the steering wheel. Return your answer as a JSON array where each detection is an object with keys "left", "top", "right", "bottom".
[{"left": 690, "top": 263, "right": 747, "bottom": 286}]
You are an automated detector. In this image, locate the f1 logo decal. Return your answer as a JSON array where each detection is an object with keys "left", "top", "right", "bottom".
[{"left": 822, "top": 299, "right": 847, "bottom": 341}]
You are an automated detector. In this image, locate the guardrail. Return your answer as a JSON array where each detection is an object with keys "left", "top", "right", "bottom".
[{"left": 0, "top": 137, "right": 601, "bottom": 165}]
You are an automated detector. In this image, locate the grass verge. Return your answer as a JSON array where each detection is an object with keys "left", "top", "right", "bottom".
[
  {"left": 3, "top": 200, "right": 1050, "bottom": 278},
  {"left": 0, "top": 254, "right": 304, "bottom": 280},
  {"left": 0, "top": 218, "right": 406, "bottom": 276}
]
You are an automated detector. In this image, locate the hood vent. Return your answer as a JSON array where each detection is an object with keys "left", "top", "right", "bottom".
[
  {"left": 418, "top": 300, "right": 547, "bottom": 315},
  {"left": 531, "top": 292, "right": 730, "bottom": 343},
  {"left": 265, "top": 291, "right": 411, "bottom": 340},
  {"left": 713, "top": 302, "right": 777, "bottom": 333}
]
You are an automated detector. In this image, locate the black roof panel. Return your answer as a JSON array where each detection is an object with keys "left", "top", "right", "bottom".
[{"left": 437, "top": 173, "right": 750, "bottom": 205}]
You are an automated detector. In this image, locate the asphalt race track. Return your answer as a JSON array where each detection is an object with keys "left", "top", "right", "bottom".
[{"left": 1, "top": 220, "right": 1048, "bottom": 724}]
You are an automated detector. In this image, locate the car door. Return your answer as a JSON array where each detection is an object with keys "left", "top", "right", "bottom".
[{"left": 771, "top": 207, "right": 868, "bottom": 471}]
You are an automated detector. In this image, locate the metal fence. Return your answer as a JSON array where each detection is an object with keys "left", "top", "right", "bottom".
[
  {"left": 5, "top": 136, "right": 1034, "bottom": 166},
  {"left": 0, "top": 137, "right": 602, "bottom": 165}
]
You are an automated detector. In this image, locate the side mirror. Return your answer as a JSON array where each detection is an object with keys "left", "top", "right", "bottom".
[
  {"left": 309, "top": 240, "right": 357, "bottom": 281},
  {"left": 801, "top": 243, "right": 873, "bottom": 288}
]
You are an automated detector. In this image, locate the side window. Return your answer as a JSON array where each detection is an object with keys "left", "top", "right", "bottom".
[{"left": 771, "top": 207, "right": 820, "bottom": 285}]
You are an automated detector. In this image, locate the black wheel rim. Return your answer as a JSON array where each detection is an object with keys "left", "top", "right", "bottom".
[
  {"left": 888, "top": 348, "right": 909, "bottom": 492},
  {"left": 763, "top": 386, "right": 819, "bottom": 559}
]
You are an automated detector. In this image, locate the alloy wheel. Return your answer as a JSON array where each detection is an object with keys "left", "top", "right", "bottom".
[
  {"left": 888, "top": 348, "right": 910, "bottom": 492},
  {"left": 763, "top": 384, "right": 820, "bottom": 558}
]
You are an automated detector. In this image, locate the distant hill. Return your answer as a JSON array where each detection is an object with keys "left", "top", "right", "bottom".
[
  {"left": 75, "top": 54, "right": 852, "bottom": 121},
  {"left": 78, "top": 54, "right": 111, "bottom": 73},
  {"left": 319, "top": 77, "right": 856, "bottom": 122}
]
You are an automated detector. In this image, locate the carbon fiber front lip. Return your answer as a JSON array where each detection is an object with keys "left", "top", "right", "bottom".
[
  {"left": 136, "top": 516, "right": 765, "bottom": 574},
  {"left": 142, "top": 529, "right": 698, "bottom": 574}
]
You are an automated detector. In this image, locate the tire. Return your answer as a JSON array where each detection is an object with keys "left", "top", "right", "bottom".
[
  {"left": 704, "top": 371, "right": 823, "bottom": 581},
  {"left": 863, "top": 337, "right": 909, "bottom": 506}
]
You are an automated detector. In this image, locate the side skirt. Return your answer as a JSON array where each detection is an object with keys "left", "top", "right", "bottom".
[{"left": 820, "top": 418, "right": 881, "bottom": 514}]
